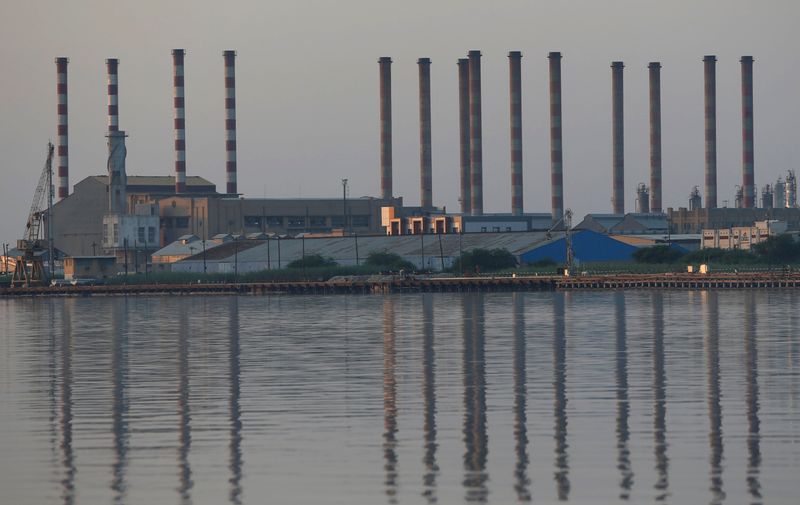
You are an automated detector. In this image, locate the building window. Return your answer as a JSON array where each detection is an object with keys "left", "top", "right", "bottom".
[
  {"left": 266, "top": 216, "right": 283, "bottom": 226},
  {"left": 287, "top": 216, "right": 305, "bottom": 227},
  {"left": 113, "top": 224, "right": 119, "bottom": 244},
  {"left": 492, "top": 226, "right": 500, "bottom": 232},
  {"left": 352, "top": 215, "right": 369, "bottom": 227},
  {"left": 175, "top": 217, "right": 189, "bottom": 228},
  {"left": 506, "top": 227, "right": 512, "bottom": 232},
  {"left": 244, "top": 216, "right": 262, "bottom": 228},
  {"left": 148, "top": 227, "right": 156, "bottom": 244},
  {"left": 331, "top": 216, "right": 345, "bottom": 228},
  {"left": 481, "top": 227, "right": 487, "bottom": 232},
  {"left": 309, "top": 216, "right": 327, "bottom": 227},
  {"left": 161, "top": 217, "right": 173, "bottom": 228},
  {"left": 138, "top": 227, "right": 146, "bottom": 244},
  {"left": 103, "top": 224, "right": 109, "bottom": 244}
]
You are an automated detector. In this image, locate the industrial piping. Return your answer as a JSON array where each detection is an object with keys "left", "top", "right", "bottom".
[
  {"left": 106, "top": 58, "right": 119, "bottom": 132},
  {"left": 418, "top": 58, "right": 432, "bottom": 209},
  {"left": 55, "top": 57, "right": 69, "bottom": 200},
  {"left": 224, "top": 50, "right": 238, "bottom": 195},
  {"left": 548, "top": 52, "right": 563, "bottom": 222},
  {"left": 468, "top": 50, "right": 483, "bottom": 216},
  {"left": 379, "top": 57, "right": 393, "bottom": 201},
  {"left": 611, "top": 61, "right": 625, "bottom": 214},
  {"left": 172, "top": 49, "right": 187, "bottom": 194},
  {"left": 648, "top": 62, "right": 662, "bottom": 213},
  {"left": 458, "top": 58, "right": 471, "bottom": 214},
  {"left": 704, "top": 55, "right": 717, "bottom": 208},
  {"left": 741, "top": 56, "right": 755, "bottom": 208},
  {"left": 509, "top": 51, "right": 523, "bottom": 216}
]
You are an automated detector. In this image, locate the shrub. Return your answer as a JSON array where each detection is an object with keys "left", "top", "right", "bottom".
[
  {"left": 752, "top": 234, "right": 800, "bottom": 263},
  {"left": 632, "top": 245, "right": 685, "bottom": 264},
  {"left": 452, "top": 248, "right": 518, "bottom": 273},
  {"left": 286, "top": 254, "right": 337, "bottom": 269},
  {"left": 364, "top": 251, "right": 415, "bottom": 271}
]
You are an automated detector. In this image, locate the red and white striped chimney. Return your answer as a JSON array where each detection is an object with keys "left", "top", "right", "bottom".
[
  {"left": 55, "top": 57, "right": 69, "bottom": 200},
  {"left": 548, "top": 52, "right": 564, "bottom": 223},
  {"left": 172, "top": 49, "right": 187, "bottom": 194},
  {"left": 508, "top": 51, "right": 523, "bottom": 215},
  {"left": 379, "top": 57, "right": 393, "bottom": 201},
  {"left": 418, "top": 57, "right": 432, "bottom": 209},
  {"left": 106, "top": 58, "right": 119, "bottom": 132},
  {"left": 741, "top": 56, "right": 755, "bottom": 208},
  {"left": 457, "top": 58, "right": 471, "bottom": 215},
  {"left": 468, "top": 50, "right": 483, "bottom": 216},
  {"left": 223, "top": 50, "right": 237, "bottom": 195}
]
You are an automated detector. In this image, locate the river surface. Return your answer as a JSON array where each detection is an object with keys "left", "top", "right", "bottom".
[{"left": 1, "top": 291, "right": 799, "bottom": 504}]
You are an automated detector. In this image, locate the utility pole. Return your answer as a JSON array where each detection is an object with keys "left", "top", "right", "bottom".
[
  {"left": 342, "top": 178, "right": 348, "bottom": 234},
  {"left": 234, "top": 236, "right": 239, "bottom": 283}
]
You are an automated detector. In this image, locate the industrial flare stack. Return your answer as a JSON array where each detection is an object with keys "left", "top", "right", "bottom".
[
  {"left": 224, "top": 50, "right": 238, "bottom": 195},
  {"left": 457, "top": 58, "right": 471, "bottom": 215},
  {"left": 379, "top": 57, "right": 393, "bottom": 201},
  {"left": 548, "top": 52, "right": 564, "bottom": 223},
  {"left": 704, "top": 55, "right": 717, "bottom": 209},
  {"left": 741, "top": 56, "right": 755, "bottom": 208},
  {"left": 55, "top": 57, "right": 69, "bottom": 200},
  {"left": 418, "top": 58, "right": 432, "bottom": 209},
  {"left": 508, "top": 51, "right": 523, "bottom": 216},
  {"left": 468, "top": 50, "right": 483, "bottom": 216},
  {"left": 648, "top": 62, "right": 662, "bottom": 213},
  {"left": 172, "top": 49, "right": 187, "bottom": 194},
  {"left": 611, "top": 61, "right": 625, "bottom": 214}
]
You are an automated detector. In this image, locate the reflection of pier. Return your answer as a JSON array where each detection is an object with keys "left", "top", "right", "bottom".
[
  {"left": 651, "top": 293, "right": 669, "bottom": 499},
  {"left": 383, "top": 298, "right": 399, "bottom": 503},
  {"left": 704, "top": 292, "right": 725, "bottom": 504},
  {"left": 229, "top": 297, "right": 244, "bottom": 505},
  {"left": 463, "top": 294, "right": 488, "bottom": 502},
  {"left": 615, "top": 292, "right": 633, "bottom": 499},
  {"left": 744, "top": 293, "right": 762, "bottom": 503},
  {"left": 421, "top": 294, "right": 438, "bottom": 503},
  {"left": 512, "top": 293, "right": 531, "bottom": 501},
  {"left": 553, "top": 293, "right": 569, "bottom": 500}
]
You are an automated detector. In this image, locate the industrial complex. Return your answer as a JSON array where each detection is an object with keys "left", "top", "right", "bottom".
[{"left": 4, "top": 48, "right": 800, "bottom": 284}]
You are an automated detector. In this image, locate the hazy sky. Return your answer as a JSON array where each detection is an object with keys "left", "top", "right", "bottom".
[{"left": 1, "top": 0, "right": 798, "bottom": 243}]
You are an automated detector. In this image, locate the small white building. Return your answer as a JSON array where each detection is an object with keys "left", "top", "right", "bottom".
[{"left": 702, "top": 220, "right": 787, "bottom": 250}]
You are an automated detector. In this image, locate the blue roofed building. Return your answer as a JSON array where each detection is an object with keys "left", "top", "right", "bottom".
[{"left": 520, "top": 230, "right": 640, "bottom": 264}]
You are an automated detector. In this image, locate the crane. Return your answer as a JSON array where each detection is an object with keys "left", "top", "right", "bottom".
[
  {"left": 11, "top": 143, "right": 54, "bottom": 287},
  {"left": 545, "top": 208, "right": 574, "bottom": 275}
]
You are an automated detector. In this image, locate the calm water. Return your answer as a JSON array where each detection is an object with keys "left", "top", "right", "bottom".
[{"left": 1, "top": 291, "right": 799, "bottom": 504}]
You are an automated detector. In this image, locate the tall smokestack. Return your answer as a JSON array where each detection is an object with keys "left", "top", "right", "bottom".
[
  {"left": 106, "top": 58, "right": 119, "bottom": 132},
  {"left": 379, "top": 57, "right": 393, "bottom": 201},
  {"left": 648, "top": 62, "right": 662, "bottom": 213},
  {"left": 468, "top": 50, "right": 483, "bottom": 216},
  {"left": 611, "top": 61, "right": 625, "bottom": 214},
  {"left": 509, "top": 51, "right": 523, "bottom": 215},
  {"left": 418, "top": 58, "right": 432, "bottom": 209},
  {"left": 704, "top": 55, "right": 717, "bottom": 209},
  {"left": 55, "top": 57, "right": 69, "bottom": 200},
  {"left": 458, "top": 58, "right": 471, "bottom": 214},
  {"left": 172, "top": 49, "right": 187, "bottom": 194},
  {"left": 741, "top": 56, "right": 755, "bottom": 208},
  {"left": 548, "top": 52, "right": 563, "bottom": 222},
  {"left": 224, "top": 50, "right": 238, "bottom": 195}
]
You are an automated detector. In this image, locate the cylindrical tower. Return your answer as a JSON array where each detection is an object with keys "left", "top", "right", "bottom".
[
  {"left": 611, "top": 61, "right": 625, "bottom": 214},
  {"left": 509, "top": 51, "right": 523, "bottom": 216},
  {"left": 379, "top": 57, "right": 393, "bottom": 201},
  {"left": 648, "top": 62, "right": 662, "bottom": 213},
  {"left": 224, "top": 50, "right": 238, "bottom": 195},
  {"left": 457, "top": 58, "right": 471, "bottom": 214},
  {"left": 741, "top": 56, "right": 755, "bottom": 208},
  {"left": 106, "top": 58, "right": 119, "bottom": 132},
  {"left": 55, "top": 57, "right": 69, "bottom": 200},
  {"left": 172, "top": 49, "right": 187, "bottom": 194},
  {"left": 468, "top": 50, "right": 483, "bottom": 216},
  {"left": 418, "top": 58, "right": 432, "bottom": 209},
  {"left": 704, "top": 55, "right": 717, "bottom": 209},
  {"left": 548, "top": 52, "right": 564, "bottom": 223}
]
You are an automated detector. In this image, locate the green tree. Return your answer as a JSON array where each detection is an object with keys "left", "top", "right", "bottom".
[
  {"left": 632, "top": 245, "right": 685, "bottom": 264},
  {"left": 364, "top": 251, "right": 415, "bottom": 271},
  {"left": 452, "top": 248, "right": 518, "bottom": 273},
  {"left": 752, "top": 234, "right": 800, "bottom": 263},
  {"left": 286, "top": 254, "right": 337, "bottom": 269}
]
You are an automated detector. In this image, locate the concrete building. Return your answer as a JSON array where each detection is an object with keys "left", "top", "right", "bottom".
[
  {"left": 382, "top": 207, "right": 553, "bottom": 235},
  {"left": 701, "top": 220, "right": 787, "bottom": 250},
  {"left": 667, "top": 207, "right": 800, "bottom": 234},
  {"left": 63, "top": 256, "right": 117, "bottom": 280}
]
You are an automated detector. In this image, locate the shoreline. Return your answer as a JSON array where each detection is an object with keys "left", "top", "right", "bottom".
[{"left": 2, "top": 272, "right": 800, "bottom": 298}]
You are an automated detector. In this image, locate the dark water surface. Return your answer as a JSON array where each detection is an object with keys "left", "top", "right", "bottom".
[{"left": 1, "top": 291, "right": 799, "bottom": 504}]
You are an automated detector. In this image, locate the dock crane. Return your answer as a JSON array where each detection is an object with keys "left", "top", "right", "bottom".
[
  {"left": 545, "top": 208, "right": 574, "bottom": 274},
  {"left": 11, "top": 143, "right": 54, "bottom": 287}
]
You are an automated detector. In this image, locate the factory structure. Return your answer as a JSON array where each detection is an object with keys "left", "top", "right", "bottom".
[{"left": 34, "top": 49, "right": 800, "bottom": 270}]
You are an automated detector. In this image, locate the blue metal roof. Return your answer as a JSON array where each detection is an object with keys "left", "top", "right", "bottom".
[{"left": 520, "top": 230, "right": 640, "bottom": 264}]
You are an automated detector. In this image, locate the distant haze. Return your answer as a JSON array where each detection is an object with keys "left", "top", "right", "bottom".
[{"left": 1, "top": 0, "right": 798, "bottom": 243}]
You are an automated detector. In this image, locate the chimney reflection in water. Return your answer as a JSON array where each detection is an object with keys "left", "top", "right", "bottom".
[
  {"left": 651, "top": 293, "right": 669, "bottom": 499},
  {"left": 553, "top": 292, "right": 569, "bottom": 500},
  {"left": 512, "top": 293, "right": 531, "bottom": 500},
  {"left": 744, "top": 293, "right": 762, "bottom": 503},
  {"left": 229, "top": 297, "right": 244, "bottom": 505},
  {"left": 704, "top": 291, "right": 725, "bottom": 504},
  {"left": 111, "top": 300, "right": 130, "bottom": 504},
  {"left": 421, "top": 294, "right": 438, "bottom": 503},
  {"left": 383, "top": 297, "right": 399, "bottom": 503},
  {"left": 615, "top": 292, "right": 633, "bottom": 498},
  {"left": 463, "top": 293, "right": 488, "bottom": 502},
  {"left": 177, "top": 309, "right": 193, "bottom": 503},
  {"left": 60, "top": 301, "right": 76, "bottom": 505}
]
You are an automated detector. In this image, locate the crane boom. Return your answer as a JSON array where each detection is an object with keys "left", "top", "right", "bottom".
[{"left": 24, "top": 143, "right": 55, "bottom": 242}]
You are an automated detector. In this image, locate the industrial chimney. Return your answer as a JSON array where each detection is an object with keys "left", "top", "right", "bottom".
[
  {"left": 106, "top": 58, "right": 127, "bottom": 215},
  {"left": 468, "top": 50, "right": 483, "bottom": 216},
  {"left": 508, "top": 51, "right": 523, "bottom": 216},
  {"left": 703, "top": 55, "right": 717, "bottom": 208},
  {"left": 648, "top": 62, "right": 662, "bottom": 213},
  {"left": 741, "top": 56, "right": 755, "bottom": 208},
  {"left": 55, "top": 57, "right": 69, "bottom": 200},
  {"left": 418, "top": 58, "right": 432, "bottom": 209},
  {"left": 224, "top": 50, "right": 238, "bottom": 195},
  {"left": 457, "top": 58, "right": 471, "bottom": 214},
  {"left": 379, "top": 57, "right": 393, "bottom": 201},
  {"left": 611, "top": 61, "right": 625, "bottom": 214},
  {"left": 172, "top": 49, "right": 187, "bottom": 194},
  {"left": 548, "top": 52, "right": 564, "bottom": 223}
]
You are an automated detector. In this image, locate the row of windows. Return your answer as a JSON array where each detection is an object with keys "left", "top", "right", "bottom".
[{"left": 243, "top": 215, "right": 370, "bottom": 228}]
